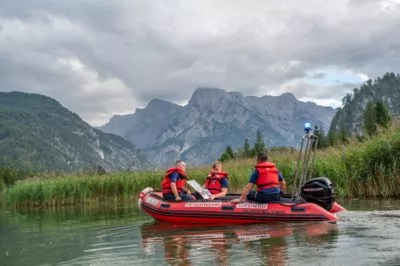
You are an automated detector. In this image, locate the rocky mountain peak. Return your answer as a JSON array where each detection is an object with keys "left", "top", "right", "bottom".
[
  {"left": 135, "top": 98, "right": 182, "bottom": 114},
  {"left": 278, "top": 92, "right": 298, "bottom": 102},
  {"left": 188, "top": 87, "right": 230, "bottom": 106},
  {"left": 99, "top": 87, "right": 337, "bottom": 167}
]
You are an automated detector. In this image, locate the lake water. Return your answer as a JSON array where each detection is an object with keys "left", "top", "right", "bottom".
[{"left": 1, "top": 199, "right": 400, "bottom": 266}]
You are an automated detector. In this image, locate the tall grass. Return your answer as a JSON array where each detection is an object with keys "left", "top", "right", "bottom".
[{"left": 5, "top": 126, "right": 400, "bottom": 207}]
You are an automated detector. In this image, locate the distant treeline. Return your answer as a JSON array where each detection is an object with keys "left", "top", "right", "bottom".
[
  {"left": 218, "top": 100, "right": 392, "bottom": 161},
  {"left": 218, "top": 130, "right": 295, "bottom": 162}
]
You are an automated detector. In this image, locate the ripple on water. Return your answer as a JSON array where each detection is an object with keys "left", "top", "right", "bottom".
[{"left": 2, "top": 202, "right": 400, "bottom": 266}]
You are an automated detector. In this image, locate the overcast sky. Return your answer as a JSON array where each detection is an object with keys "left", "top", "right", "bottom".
[{"left": 1, "top": 0, "right": 400, "bottom": 126}]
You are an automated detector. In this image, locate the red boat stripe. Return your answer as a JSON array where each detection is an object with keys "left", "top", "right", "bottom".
[{"left": 141, "top": 203, "right": 329, "bottom": 221}]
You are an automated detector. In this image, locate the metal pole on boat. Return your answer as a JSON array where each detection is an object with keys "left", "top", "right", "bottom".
[
  {"left": 296, "top": 133, "right": 311, "bottom": 200},
  {"left": 307, "top": 136, "right": 318, "bottom": 181},
  {"left": 291, "top": 136, "right": 306, "bottom": 200},
  {"left": 302, "top": 135, "right": 314, "bottom": 182}
]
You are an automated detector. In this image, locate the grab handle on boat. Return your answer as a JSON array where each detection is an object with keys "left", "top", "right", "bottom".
[{"left": 222, "top": 205, "right": 235, "bottom": 211}]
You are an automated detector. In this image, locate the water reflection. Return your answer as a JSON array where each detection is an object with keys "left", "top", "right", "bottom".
[
  {"left": 141, "top": 221, "right": 339, "bottom": 266},
  {"left": 2, "top": 199, "right": 400, "bottom": 266}
]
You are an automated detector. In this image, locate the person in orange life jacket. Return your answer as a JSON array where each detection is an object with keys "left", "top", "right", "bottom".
[
  {"left": 161, "top": 160, "right": 195, "bottom": 201},
  {"left": 231, "top": 152, "right": 286, "bottom": 203},
  {"left": 194, "top": 160, "right": 229, "bottom": 200}
]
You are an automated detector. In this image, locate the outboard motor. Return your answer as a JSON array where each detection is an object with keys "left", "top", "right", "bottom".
[{"left": 300, "top": 177, "right": 335, "bottom": 211}]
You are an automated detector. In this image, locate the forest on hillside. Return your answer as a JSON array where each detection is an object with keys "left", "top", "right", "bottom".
[{"left": 219, "top": 72, "right": 397, "bottom": 160}]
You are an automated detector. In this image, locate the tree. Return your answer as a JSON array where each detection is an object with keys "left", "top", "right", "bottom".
[
  {"left": 233, "top": 147, "right": 244, "bottom": 160},
  {"left": 313, "top": 124, "right": 329, "bottom": 149},
  {"left": 339, "top": 124, "right": 349, "bottom": 146},
  {"left": 253, "top": 130, "right": 265, "bottom": 154},
  {"left": 219, "top": 145, "right": 235, "bottom": 162},
  {"left": 353, "top": 88, "right": 359, "bottom": 97},
  {"left": 356, "top": 133, "right": 365, "bottom": 142},
  {"left": 363, "top": 101, "right": 377, "bottom": 137},
  {"left": 313, "top": 124, "right": 322, "bottom": 149},
  {"left": 226, "top": 145, "right": 234, "bottom": 159},
  {"left": 327, "top": 128, "right": 338, "bottom": 146},
  {"left": 375, "top": 100, "right": 391, "bottom": 129},
  {"left": 0, "top": 177, "right": 5, "bottom": 192},
  {"left": 243, "top": 138, "right": 251, "bottom": 157},
  {"left": 341, "top": 93, "right": 352, "bottom": 106},
  {"left": 219, "top": 152, "right": 231, "bottom": 162},
  {"left": 341, "top": 96, "right": 348, "bottom": 106},
  {"left": 96, "top": 165, "right": 107, "bottom": 175}
]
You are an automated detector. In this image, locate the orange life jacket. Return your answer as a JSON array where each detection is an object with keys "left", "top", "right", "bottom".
[
  {"left": 161, "top": 167, "right": 187, "bottom": 194},
  {"left": 255, "top": 162, "right": 279, "bottom": 192},
  {"left": 205, "top": 171, "right": 229, "bottom": 194}
]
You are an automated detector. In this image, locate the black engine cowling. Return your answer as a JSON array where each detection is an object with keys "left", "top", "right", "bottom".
[{"left": 300, "top": 177, "right": 335, "bottom": 211}]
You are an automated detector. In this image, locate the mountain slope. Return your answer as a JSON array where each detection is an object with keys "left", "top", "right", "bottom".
[
  {"left": 99, "top": 88, "right": 337, "bottom": 167},
  {"left": 329, "top": 72, "right": 400, "bottom": 135},
  {"left": 0, "top": 91, "right": 149, "bottom": 172}
]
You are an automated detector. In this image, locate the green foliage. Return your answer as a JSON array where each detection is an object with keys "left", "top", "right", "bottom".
[
  {"left": 226, "top": 146, "right": 234, "bottom": 158},
  {"left": 361, "top": 99, "right": 392, "bottom": 138},
  {"left": 363, "top": 101, "right": 378, "bottom": 137},
  {"left": 327, "top": 129, "right": 339, "bottom": 146},
  {"left": 329, "top": 72, "right": 400, "bottom": 136},
  {"left": 96, "top": 165, "right": 107, "bottom": 175},
  {"left": 6, "top": 124, "right": 400, "bottom": 206},
  {"left": 253, "top": 130, "right": 266, "bottom": 154},
  {"left": 0, "top": 177, "right": 5, "bottom": 193},
  {"left": 375, "top": 100, "right": 392, "bottom": 129},
  {"left": 243, "top": 138, "right": 251, "bottom": 157},
  {"left": 219, "top": 130, "right": 270, "bottom": 161},
  {"left": 313, "top": 124, "right": 329, "bottom": 149},
  {"left": 0, "top": 166, "right": 36, "bottom": 188},
  {"left": 219, "top": 145, "right": 235, "bottom": 162},
  {"left": 5, "top": 170, "right": 164, "bottom": 207},
  {"left": 339, "top": 124, "right": 349, "bottom": 145},
  {"left": 219, "top": 152, "right": 232, "bottom": 162}
]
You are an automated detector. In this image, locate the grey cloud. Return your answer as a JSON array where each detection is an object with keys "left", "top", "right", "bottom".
[
  {"left": 281, "top": 81, "right": 364, "bottom": 101},
  {"left": 1, "top": 0, "right": 400, "bottom": 126},
  {"left": 310, "top": 72, "right": 327, "bottom": 79}
]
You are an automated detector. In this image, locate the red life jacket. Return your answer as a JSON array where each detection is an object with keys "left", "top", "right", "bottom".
[
  {"left": 161, "top": 167, "right": 187, "bottom": 194},
  {"left": 255, "top": 162, "right": 279, "bottom": 192},
  {"left": 205, "top": 171, "right": 228, "bottom": 194}
]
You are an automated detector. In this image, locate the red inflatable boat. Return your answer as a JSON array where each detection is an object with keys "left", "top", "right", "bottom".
[
  {"left": 138, "top": 177, "right": 346, "bottom": 224},
  {"left": 138, "top": 124, "right": 347, "bottom": 225}
]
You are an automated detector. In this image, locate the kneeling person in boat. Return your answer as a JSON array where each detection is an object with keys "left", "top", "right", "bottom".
[
  {"left": 194, "top": 160, "right": 229, "bottom": 200},
  {"left": 161, "top": 160, "right": 195, "bottom": 201},
  {"left": 231, "top": 152, "right": 286, "bottom": 204}
]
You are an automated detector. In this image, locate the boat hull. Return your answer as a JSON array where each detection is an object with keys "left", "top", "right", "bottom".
[
  {"left": 330, "top": 202, "right": 347, "bottom": 213},
  {"left": 139, "top": 189, "right": 338, "bottom": 224}
]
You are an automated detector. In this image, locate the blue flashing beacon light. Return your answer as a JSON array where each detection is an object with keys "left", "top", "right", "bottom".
[{"left": 304, "top": 122, "right": 312, "bottom": 132}]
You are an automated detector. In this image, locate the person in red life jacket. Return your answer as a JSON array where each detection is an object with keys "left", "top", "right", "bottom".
[
  {"left": 231, "top": 152, "right": 286, "bottom": 203},
  {"left": 194, "top": 161, "right": 229, "bottom": 200},
  {"left": 161, "top": 160, "right": 195, "bottom": 201}
]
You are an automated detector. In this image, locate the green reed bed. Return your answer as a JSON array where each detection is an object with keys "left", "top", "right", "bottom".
[
  {"left": 5, "top": 128, "right": 400, "bottom": 207},
  {"left": 310, "top": 130, "right": 400, "bottom": 198},
  {"left": 6, "top": 171, "right": 165, "bottom": 207}
]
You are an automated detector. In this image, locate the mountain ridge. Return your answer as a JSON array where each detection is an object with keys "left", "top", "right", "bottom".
[
  {"left": 99, "top": 87, "right": 337, "bottom": 167},
  {"left": 0, "top": 91, "right": 149, "bottom": 172},
  {"left": 329, "top": 72, "right": 400, "bottom": 135}
]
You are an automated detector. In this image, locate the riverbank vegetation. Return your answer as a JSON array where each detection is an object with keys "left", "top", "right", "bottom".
[
  {"left": 2, "top": 117, "right": 400, "bottom": 207},
  {"left": 2, "top": 94, "right": 400, "bottom": 207}
]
